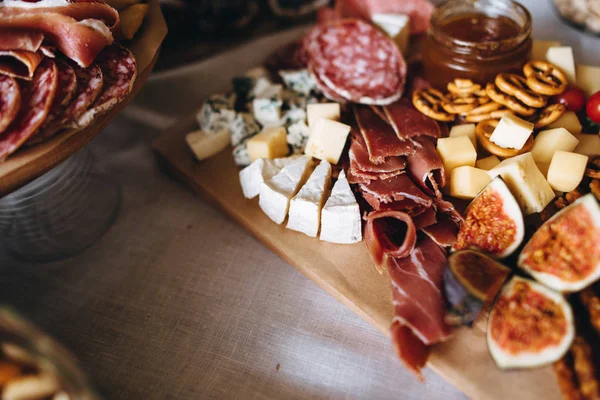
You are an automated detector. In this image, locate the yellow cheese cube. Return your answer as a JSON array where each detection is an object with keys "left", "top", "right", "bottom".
[
  {"left": 450, "top": 166, "right": 492, "bottom": 200},
  {"left": 449, "top": 124, "right": 477, "bottom": 148},
  {"left": 546, "top": 111, "right": 582, "bottom": 135},
  {"left": 305, "top": 118, "right": 351, "bottom": 164},
  {"left": 488, "top": 153, "right": 555, "bottom": 215},
  {"left": 547, "top": 151, "right": 588, "bottom": 192},
  {"left": 574, "top": 134, "right": 600, "bottom": 156},
  {"left": 532, "top": 40, "right": 561, "bottom": 61},
  {"left": 247, "top": 127, "right": 289, "bottom": 162},
  {"left": 489, "top": 113, "right": 534, "bottom": 150},
  {"left": 186, "top": 129, "right": 231, "bottom": 161},
  {"left": 436, "top": 135, "right": 477, "bottom": 173},
  {"left": 577, "top": 64, "right": 600, "bottom": 97},
  {"left": 531, "top": 128, "right": 579, "bottom": 163},
  {"left": 476, "top": 155, "right": 501, "bottom": 171},
  {"left": 307, "top": 103, "right": 341, "bottom": 127},
  {"left": 546, "top": 47, "right": 576, "bottom": 84},
  {"left": 372, "top": 14, "right": 410, "bottom": 54}
]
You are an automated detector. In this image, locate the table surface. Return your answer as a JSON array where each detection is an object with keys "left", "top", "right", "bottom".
[{"left": 1, "top": 2, "right": 599, "bottom": 399}]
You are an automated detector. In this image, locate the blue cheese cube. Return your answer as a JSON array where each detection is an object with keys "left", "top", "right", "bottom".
[
  {"left": 197, "top": 93, "right": 236, "bottom": 134},
  {"left": 287, "top": 121, "right": 310, "bottom": 153},
  {"left": 233, "top": 140, "right": 251, "bottom": 167},
  {"left": 230, "top": 112, "right": 261, "bottom": 146},
  {"left": 279, "top": 69, "right": 318, "bottom": 96},
  {"left": 253, "top": 97, "right": 283, "bottom": 127}
]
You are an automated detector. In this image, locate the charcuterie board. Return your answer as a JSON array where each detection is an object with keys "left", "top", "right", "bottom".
[{"left": 0, "top": 0, "right": 167, "bottom": 198}]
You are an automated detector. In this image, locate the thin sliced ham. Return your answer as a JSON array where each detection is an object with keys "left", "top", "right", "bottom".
[
  {"left": 406, "top": 136, "right": 446, "bottom": 197},
  {"left": 348, "top": 132, "right": 406, "bottom": 182},
  {"left": 360, "top": 174, "right": 432, "bottom": 210},
  {"left": 0, "top": 30, "right": 43, "bottom": 52},
  {"left": 412, "top": 207, "right": 437, "bottom": 230},
  {"left": 391, "top": 323, "right": 430, "bottom": 381},
  {"left": 384, "top": 99, "right": 441, "bottom": 140},
  {"left": 354, "top": 104, "right": 414, "bottom": 163},
  {"left": 421, "top": 198, "right": 463, "bottom": 247},
  {"left": 364, "top": 210, "right": 417, "bottom": 273}
]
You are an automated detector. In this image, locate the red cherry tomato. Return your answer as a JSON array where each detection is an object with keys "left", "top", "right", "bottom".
[
  {"left": 588, "top": 91, "right": 600, "bottom": 124},
  {"left": 553, "top": 85, "right": 587, "bottom": 112}
]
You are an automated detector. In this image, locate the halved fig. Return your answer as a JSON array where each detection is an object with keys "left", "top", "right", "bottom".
[
  {"left": 518, "top": 193, "right": 600, "bottom": 292},
  {"left": 444, "top": 250, "right": 511, "bottom": 327},
  {"left": 453, "top": 177, "right": 524, "bottom": 259},
  {"left": 487, "top": 276, "right": 574, "bottom": 369}
]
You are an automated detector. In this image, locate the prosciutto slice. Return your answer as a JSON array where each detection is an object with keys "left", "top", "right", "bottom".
[
  {"left": 406, "top": 136, "right": 446, "bottom": 197},
  {"left": 0, "top": 30, "right": 44, "bottom": 52},
  {"left": 364, "top": 210, "right": 417, "bottom": 273},
  {"left": 384, "top": 99, "right": 441, "bottom": 140},
  {"left": 391, "top": 323, "right": 430, "bottom": 381},
  {"left": 421, "top": 198, "right": 463, "bottom": 247},
  {"left": 360, "top": 174, "right": 432, "bottom": 210},
  {"left": 348, "top": 133, "right": 406, "bottom": 183},
  {"left": 354, "top": 104, "right": 414, "bottom": 163},
  {"left": 0, "top": 50, "right": 43, "bottom": 80}
]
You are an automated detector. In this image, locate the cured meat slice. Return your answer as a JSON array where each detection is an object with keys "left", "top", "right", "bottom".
[
  {"left": 77, "top": 44, "right": 136, "bottom": 128},
  {"left": 406, "top": 136, "right": 446, "bottom": 197},
  {"left": 391, "top": 322, "right": 430, "bottom": 381},
  {"left": 307, "top": 19, "right": 406, "bottom": 105},
  {"left": 412, "top": 207, "right": 437, "bottom": 230},
  {"left": 0, "top": 75, "right": 20, "bottom": 133},
  {"left": 0, "top": 50, "right": 43, "bottom": 80},
  {"left": 354, "top": 104, "right": 414, "bottom": 163},
  {"left": 349, "top": 133, "right": 406, "bottom": 177},
  {"left": 308, "top": 64, "right": 346, "bottom": 103},
  {"left": 0, "top": 59, "right": 57, "bottom": 160},
  {"left": 388, "top": 235, "right": 452, "bottom": 346},
  {"left": 421, "top": 214, "right": 459, "bottom": 247},
  {"left": 364, "top": 210, "right": 417, "bottom": 272},
  {"left": 360, "top": 174, "right": 432, "bottom": 210},
  {"left": 384, "top": 99, "right": 441, "bottom": 140},
  {"left": 0, "top": 30, "right": 43, "bottom": 52}
]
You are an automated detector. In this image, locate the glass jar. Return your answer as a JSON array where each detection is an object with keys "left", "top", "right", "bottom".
[{"left": 422, "top": 0, "right": 532, "bottom": 88}]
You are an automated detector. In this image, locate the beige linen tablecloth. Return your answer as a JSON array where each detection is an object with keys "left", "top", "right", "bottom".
[{"left": 0, "top": 1, "right": 598, "bottom": 398}]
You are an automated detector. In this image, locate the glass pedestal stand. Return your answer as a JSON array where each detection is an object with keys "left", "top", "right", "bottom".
[{"left": 0, "top": 148, "right": 121, "bottom": 263}]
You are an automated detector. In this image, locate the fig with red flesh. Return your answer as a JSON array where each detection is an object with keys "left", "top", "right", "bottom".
[
  {"left": 453, "top": 177, "right": 524, "bottom": 259},
  {"left": 518, "top": 193, "right": 600, "bottom": 292},
  {"left": 444, "top": 250, "right": 511, "bottom": 327},
  {"left": 487, "top": 276, "right": 574, "bottom": 369}
]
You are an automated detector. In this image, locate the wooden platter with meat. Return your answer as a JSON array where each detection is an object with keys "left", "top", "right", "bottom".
[{"left": 0, "top": 0, "right": 167, "bottom": 197}]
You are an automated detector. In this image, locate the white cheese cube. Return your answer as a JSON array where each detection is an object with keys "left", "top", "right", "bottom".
[
  {"left": 197, "top": 94, "right": 236, "bottom": 134},
  {"left": 371, "top": 14, "right": 410, "bottom": 54},
  {"left": 577, "top": 64, "right": 600, "bottom": 97},
  {"left": 247, "top": 127, "right": 289, "bottom": 163},
  {"left": 574, "top": 134, "right": 600, "bottom": 156},
  {"left": 488, "top": 153, "right": 555, "bottom": 214},
  {"left": 436, "top": 135, "right": 477, "bottom": 174},
  {"left": 259, "top": 156, "right": 314, "bottom": 224},
  {"left": 230, "top": 112, "right": 261, "bottom": 147},
  {"left": 546, "top": 47, "right": 577, "bottom": 84},
  {"left": 186, "top": 129, "right": 231, "bottom": 162},
  {"left": 531, "top": 128, "right": 579, "bottom": 163},
  {"left": 320, "top": 170, "right": 362, "bottom": 244},
  {"left": 547, "top": 151, "right": 588, "bottom": 192},
  {"left": 547, "top": 111, "right": 583, "bottom": 135},
  {"left": 489, "top": 113, "right": 534, "bottom": 150},
  {"left": 307, "top": 103, "right": 341, "bottom": 127},
  {"left": 450, "top": 124, "right": 477, "bottom": 148},
  {"left": 279, "top": 69, "right": 318, "bottom": 96},
  {"left": 531, "top": 40, "right": 560, "bottom": 61},
  {"left": 476, "top": 155, "right": 501, "bottom": 171},
  {"left": 233, "top": 140, "right": 250, "bottom": 167},
  {"left": 252, "top": 78, "right": 281, "bottom": 98},
  {"left": 287, "top": 160, "right": 332, "bottom": 237},
  {"left": 450, "top": 166, "right": 492, "bottom": 200},
  {"left": 287, "top": 121, "right": 311, "bottom": 153},
  {"left": 253, "top": 97, "right": 283, "bottom": 127},
  {"left": 305, "top": 118, "right": 351, "bottom": 164}
]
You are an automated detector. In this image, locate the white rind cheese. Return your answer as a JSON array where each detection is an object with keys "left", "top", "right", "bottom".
[
  {"left": 320, "top": 170, "right": 362, "bottom": 244},
  {"left": 287, "top": 160, "right": 332, "bottom": 237},
  {"left": 186, "top": 130, "right": 231, "bottom": 162},
  {"left": 239, "top": 157, "right": 298, "bottom": 199},
  {"left": 259, "top": 156, "right": 314, "bottom": 224}
]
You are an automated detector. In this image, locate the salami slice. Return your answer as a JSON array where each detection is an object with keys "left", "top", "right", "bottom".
[
  {"left": 0, "top": 59, "right": 57, "bottom": 160},
  {"left": 77, "top": 44, "right": 137, "bottom": 128},
  {"left": 306, "top": 19, "right": 406, "bottom": 105},
  {"left": 0, "top": 75, "right": 20, "bottom": 133}
]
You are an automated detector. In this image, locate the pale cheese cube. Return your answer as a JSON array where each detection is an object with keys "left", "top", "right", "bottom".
[
  {"left": 371, "top": 14, "right": 410, "bottom": 54},
  {"left": 574, "top": 134, "right": 600, "bottom": 156},
  {"left": 531, "top": 40, "right": 561, "bottom": 61},
  {"left": 186, "top": 129, "right": 231, "bottom": 162},
  {"left": 252, "top": 79, "right": 282, "bottom": 99},
  {"left": 259, "top": 156, "right": 314, "bottom": 224},
  {"left": 577, "top": 64, "right": 600, "bottom": 97},
  {"left": 531, "top": 128, "right": 579, "bottom": 163},
  {"left": 546, "top": 47, "right": 577, "bottom": 84},
  {"left": 436, "top": 135, "right": 477, "bottom": 173},
  {"left": 488, "top": 153, "right": 555, "bottom": 214},
  {"left": 450, "top": 166, "right": 492, "bottom": 200},
  {"left": 287, "top": 160, "right": 332, "bottom": 237},
  {"left": 547, "top": 151, "right": 588, "bottom": 192},
  {"left": 307, "top": 103, "right": 340, "bottom": 127},
  {"left": 305, "top": 118, "right": 351, "bottom": 164},
  {"left": 489, "top": 113, "right": 534, "bottom": 150},
  {"left": 547, "top": 111, "right": 582, "bottom": 134},
  {"left": 320, "top": 170, "right": 362, "bottom": 244},
  {"left": 450, "top": 124, "right": 477, "bottom": 148},
  {"left": 476, "top": 155, "right": 501, "bottom": 171},
  {"left": 247, "top": 127, "right": 289, "bottom": 162},
  {"left": 537, "top": 162, "right": 551, "bottom": 178}
]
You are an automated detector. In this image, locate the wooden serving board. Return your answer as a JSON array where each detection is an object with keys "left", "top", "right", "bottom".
[
  {"left": 153, "top": 113, "right": 562, "bottom": 400},
  {"left": 0, "top": 0, "right": 167, "bottom": 198}
]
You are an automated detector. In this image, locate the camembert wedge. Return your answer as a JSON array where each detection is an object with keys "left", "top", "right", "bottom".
[
  {"left": 320, "top": 170, "right": 362, "bottom": 244},
  {"left": 287, "top": 160, "right": 332, "bottom": 237},
  {"left": 259, "top": 156, "right": 314, "bottom": 224},
  {"left": 239, "top": 157, "right": 298, "bottom": 199}
]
